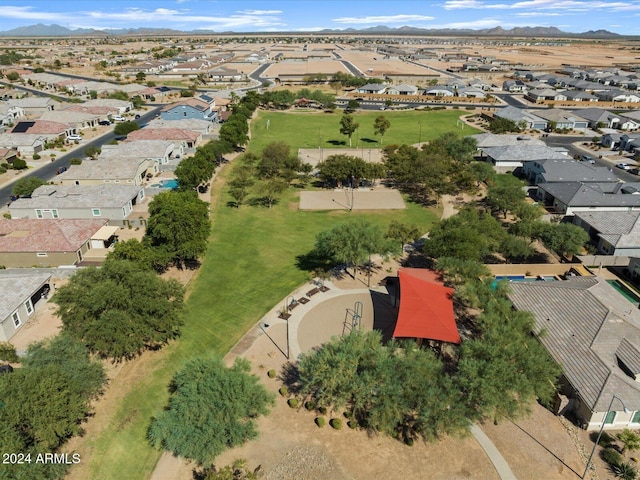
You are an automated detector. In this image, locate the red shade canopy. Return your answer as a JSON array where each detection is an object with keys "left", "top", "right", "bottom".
[{"left": 392, "top": 268, "right": 460, "bottom": 344}]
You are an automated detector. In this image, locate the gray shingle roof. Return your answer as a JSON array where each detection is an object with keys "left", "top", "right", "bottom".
[
  {"left": 531, "top": 159, "right": 618, "bottom": 183},
  {"left": 481, "top": 144, "right": 567, "bottom": 161},
  {"left": 575, "top": 211, "right": 640, "bottom": 248},
  {"left": 540, "top": 181, "right": 640, "bottom": 208},
  {"left": 508, "top": 277, "right": 640, "bottom": 411},
  {"left": 617, "top": 338, "right": 640, "bottom": 377}
]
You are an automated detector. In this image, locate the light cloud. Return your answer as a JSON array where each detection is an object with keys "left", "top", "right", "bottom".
[
  {"left": 237, "top": 9, "right": 283, "bottom": 15},
  {"left": 514, "top": 11, "right": 563, "bottom": 16},
  {"left": 332, "top": 14, "right": 435, "bottom": 25},
  {"left": 0, "top": 5, "right": 72, "bottom": 22},
  {"left": 443, "top": 0, "right": 640, "bottom": 12}
]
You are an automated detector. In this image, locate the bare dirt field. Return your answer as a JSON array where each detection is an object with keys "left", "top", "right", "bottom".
[
  {"left": 337, "top": 49, "right": 440, "bottom": 77},
  {"left": 263, "top": 59, "right": 352, "bottom": 77},
  {"left": 299, "top": 188, "right": 406, "bottom": 210}
]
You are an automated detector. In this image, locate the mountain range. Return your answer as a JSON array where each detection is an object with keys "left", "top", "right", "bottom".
[{"left": 0, "top": 23, "right": 624, "bottom": 38}]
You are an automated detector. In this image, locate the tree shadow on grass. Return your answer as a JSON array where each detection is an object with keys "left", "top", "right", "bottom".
[
  {"left": 327, "top": 139, "right": 346, "bottom": 146},
  {"left": 360, "top": 137, "right": 378, "bottom": 144},
  {"left": 295, "top": 249, "right": 333, "bottom": 273},
  {"left": 247, "top": 197, "right": 280, "bottom": 208}
]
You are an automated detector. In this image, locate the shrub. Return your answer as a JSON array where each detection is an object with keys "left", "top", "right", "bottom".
[
  {"left": 347, "top": 420, "right": 357, "bottom": 429},
  {"left": 279, "top": 386, "right": 288, "bottom": 397},
  {"left": 318, "top": 406, "right": 327, "bottom": 415},
  {"left": 602, "top": 448, "right": 623, "bottom": 467},
  {"left": 315, "top": 417, "right": 326, "bottom": 427},
  {"left": 405, "top": 437, "right": 414, "bottom": 446},
  {"left": 69, "top": 158, "right": 82, "bottom": 165},
  {"left": 329, "top": 418, "right": 343, "bottom": 430},
  {"left": 287, "top": 398, "right": 299, "bottom": 408},
  {"left": 32, "top": 153, "right": 41, "bottom": 160},
  {"left": 611, "top": 461, "right": 637, "bottom": 480},
  {"left": 0, "top": 342, "right": 19, "bottom": 362},
  {"left": 2, "top": 213, "right": 10, "bottom": 219},
  {"left": 305, "top": 400, "right": 316, "bottom": 411},
  {"left": 267, "top": 369, "right": 276, "bottom": 378}
]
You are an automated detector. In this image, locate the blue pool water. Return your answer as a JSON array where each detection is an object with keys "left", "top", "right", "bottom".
[
  {"left": 150, "top": 179, "right": 179, "bottom": 189},
  {"left": 492, "top": 275, "right": 558, "bottom": 289},
  {"left": 607, "top": 280, "right": 640, "bottom": 305}
]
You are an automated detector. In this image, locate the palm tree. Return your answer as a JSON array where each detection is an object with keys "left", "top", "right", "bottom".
[{"left": 618, "top": 429, "right": 640, "bottom": 454}]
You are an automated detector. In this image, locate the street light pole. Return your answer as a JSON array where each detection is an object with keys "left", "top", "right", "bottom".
[{"left": 582, "top": 394, "right": 628, "bottom": 479}]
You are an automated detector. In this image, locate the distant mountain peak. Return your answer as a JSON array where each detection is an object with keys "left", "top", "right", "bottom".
[{"left": 0, "top": 23, "right": 625, "bottom": 38}]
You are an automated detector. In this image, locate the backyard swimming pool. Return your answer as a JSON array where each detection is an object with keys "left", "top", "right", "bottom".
[
  {"left": 607, "top": 279, "right": 640, "bottom": 305},
  {"left": 150, "top": 179, "right": 179, "bottom": 189}
]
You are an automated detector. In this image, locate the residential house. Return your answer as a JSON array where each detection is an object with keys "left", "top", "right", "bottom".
[
  {"left": 533, "top": 109, "right": 589, "bottom": 130},
  {"left": 160, "top": 98, "right": 218, "bottom": 122},
  {"left": 58, "top": 156, "right": 156, "bottom": 187},
  {"left": 386, "top": 84, "right": 418, "bottom": 95},
  {"left": 423, "top": 86, "right": 455, "bottom": 97},
  {"left": 0, "top": 148, "right": 19, "bottom": 164},
  {"left": 0, "top": 218, "right": 109, "bottom": 267},
  {"left": 458, "top": 87, "right": 487, "bottom": 98},
  {"left": 470, "top": 133, "right": 545, "bottom": 149},
  {"left": 145, "top": 118, "right": 214, "bottom": 135},
  {"left": 564, "top": 91, "right": 598, "bottom": 102},
  {"left": 11, "top": 120, "right": 72, "bottom": 140},
  {"left": 601, "top": 132, "right": 624, "bottom": 150},
  {"left": 355, "top": 84, "right": 387, "bottom": 95},
  {"left": 522, "top": 159, "right": 618, "bottom": 185},
  {"left": 576, "top": 108, "right": 623, "bottom": 129},
  {"left": 0, "top": 273, "right": 51, "bottom": 341},
  {"left": 595, "top": 89, "right": 640, "bottom": 103},
  {"left": 126, "top": 128, "right": 202, "bottom": 149},
  {"left": 509, "top": 277, "right": 640, "bottom": 430},
  {"left": 479, "top": 144, "right": 567, "bottom": 173},
  {"left": 0, "top": 103, "right": 24, "bottom": 126},
  {"left": 7, "top": 97, "right": 60, "bottom": 116},
  {"left": 0, "top": 133, "right": 45, "bottom": 155},
  {"left": 524, "top": 89, "right": 567, "bottom": 103},
  {"left": 82, "top": 98, "right": 132, "bottom": 114},
  {"left": 502, "top": 80, "right": 527, "bottom": 93},
  {"left": 493, "top": 106, "right": 548, "bottom": 131},
  {"left": 537, "top": 181, "right": 640, "bottom": 215},
  {"left": 101, "top": 140, "right": 180, "bottom": 167},
  {"left": 208, "top": 67, "right": 243, "bottom": 82},
  {"left": 9, "top": 184, "right": 145, "bottom": 226},
  {"left": 573, "top": 211, "right": 640, "bottom": 256}
]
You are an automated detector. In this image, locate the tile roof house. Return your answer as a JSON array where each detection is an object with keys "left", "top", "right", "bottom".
[
  {"left": 470, "top": 133, "right": 545, "bottom": 149},
  {"left": 386, "top": 84, "right": 418, "bottom": 95},
  {"left": 7, "top": 97, "right": 60, "bottom": 115},
  {"left": 9, "top": 184, "right": 145, "bottom": 226},
  {"left": 0, "top": 273, "right": 51, "bottom": 341},
  {"left": 575, "top": 108, "right": 623, "bottom": 129},
  {"left": 160, "top": 98, "right": 217, "bottom": 122},
  {"left": 145, "top": 118, "right": 214, "bottom": 135},
  {"left": 478, "top": 143, "right": 568, "bottom": 173},
  {"left": 537, "top": 181, "right": 640, "bottom": 215},
  {"left": 563, "top": 90, "right": 598, "bottom": 102},
  {"left": 101, "top": 140, "right": 181, "bottom": 166},
  {"left": 508, "top": 277, "right": 640, "bottom": 430},
  {"left": 125, "top": 128, "right": 202, "bottom": 149},
  {"left": 532, "top": 109, "right": 589, "bottom": 130},
  {"left": 0, "top": 218, "right": 109, "bottom": 267},
  {"left": 57, "top": 156, "right": 155, "bottom": 186},
  {"left": 0, "top": 133, "right": 46, "bottom": 155},
  {"left": 355, "top": 84, "right": 387, "bottom": 94},
  {"left": 525, "top": 88, "right": 567, "bottom": 102},
  {"left": 494, "top": 106, "right": 548, "bottom": 131},
  {"left": 0, "top": 103, "right": 24, "bottom": 126},
  {"left": 522, "top": 158, "right": 618, "bottom": 185},
  {"left": 573, "top": 211, "right": 640, "bottom": 256}
]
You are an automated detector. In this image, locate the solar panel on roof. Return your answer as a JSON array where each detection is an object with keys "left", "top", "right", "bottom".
[{"left": 11, "top": 121, "right": 35, "bottom": 133}]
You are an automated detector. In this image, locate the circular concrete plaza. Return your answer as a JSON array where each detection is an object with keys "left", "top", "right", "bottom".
[{"left": 294, "top": 289, "right": 398, "bottom": 355}]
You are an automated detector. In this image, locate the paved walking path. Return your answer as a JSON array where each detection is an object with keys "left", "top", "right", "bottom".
[{"left": 471, "top": 424, "right": 518, "bottom": 480}]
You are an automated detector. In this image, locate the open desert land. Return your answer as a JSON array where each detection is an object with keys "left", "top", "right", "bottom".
[{"left": 263, "top": 59, "right": 352, "bottom": 77}]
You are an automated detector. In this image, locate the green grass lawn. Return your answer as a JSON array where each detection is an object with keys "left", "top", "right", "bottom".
[
  {"left": 249, "top": 109, "right": 479, "bottom": 153},
  {"left": 79, "top": 110, "right": 463, "bottom": 479}
]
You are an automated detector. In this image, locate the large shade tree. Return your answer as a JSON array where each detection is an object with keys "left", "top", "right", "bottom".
[
  {"left": 144, "top": 190, "right": 210, "bottom": 267},
  {"left": 314, "top": 218, "right": 391, "bottom": 277},
  {"left": 54, "top": 259, "right": 185, "bottom": 360},
  {"left": 148, "top": 357, "right": 274, "bottom": 466}
]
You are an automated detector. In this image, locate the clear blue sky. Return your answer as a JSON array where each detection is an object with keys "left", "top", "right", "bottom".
[{"left": 0, "top": 1, "right": 639, "bottom": 35}]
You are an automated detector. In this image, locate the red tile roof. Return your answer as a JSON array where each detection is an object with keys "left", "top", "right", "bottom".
[{"left": 0, "top": 219, "right": 108, "bottom": 253}]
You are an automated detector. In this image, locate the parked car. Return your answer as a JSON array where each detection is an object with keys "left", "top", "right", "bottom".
[
  {"left": 616, "top": 162, "right": 631, "bottom": 170},
  {"left": 111, "top": 115, "right": 125, "bottom": 122},
  {"left": 630, "top": 167, "right": 640, "bottom": 175},
  {"left": 98, "top": 120, "right": 111, "bottom": 126},
  {"left": 581, "top": 155, "right": 595, "bottom": 164},
  {"left": 66, "top": 134, "right": 82, "bottom": 141}
]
